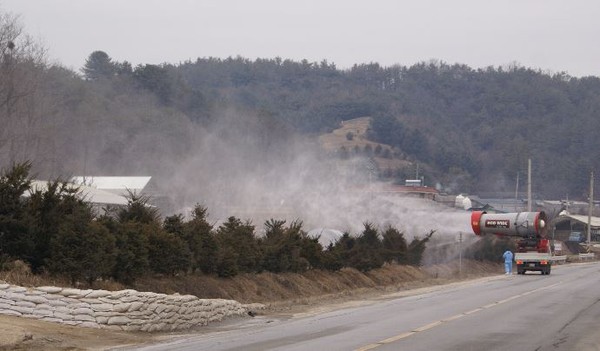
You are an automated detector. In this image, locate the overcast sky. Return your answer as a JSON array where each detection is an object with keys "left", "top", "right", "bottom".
[{"left": 2, "top": 0, "right": 599, "bottom": 77}]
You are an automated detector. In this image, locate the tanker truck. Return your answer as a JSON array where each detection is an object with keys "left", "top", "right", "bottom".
[{"left": 471, "top": 211, "right": 552, "bottom": 275}]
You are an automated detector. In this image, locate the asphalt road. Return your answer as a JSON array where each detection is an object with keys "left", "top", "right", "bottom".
[{"left": 131, "top": 262, "right": 600, "bottom": 351}]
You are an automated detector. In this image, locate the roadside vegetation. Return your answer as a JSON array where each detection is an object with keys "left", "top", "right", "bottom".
[{"left": 0, "top": 162, "right": 435, "bottom": 288}]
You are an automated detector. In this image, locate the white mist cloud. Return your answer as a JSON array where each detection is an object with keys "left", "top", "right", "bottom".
[{"left": 149, "top": 108, "right": 473, "bottom": 245}]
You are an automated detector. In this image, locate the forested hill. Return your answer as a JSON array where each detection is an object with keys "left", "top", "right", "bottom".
[
  {"left": 3, "top": 41, "right": 600, "bottom": 200},
  {"left": 94, "top": 54, "right": 600, "bottom": 199}
]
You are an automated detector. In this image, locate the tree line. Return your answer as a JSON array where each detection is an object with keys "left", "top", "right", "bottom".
[
  {"left": 44, "top": 50, "right": 600, "bottom": 199},
  {"left": 3, "top": 8, "right": 600, "bottom": 204},
  {"left": 0, "top": 162, "right": 433, "bottom": 286}
]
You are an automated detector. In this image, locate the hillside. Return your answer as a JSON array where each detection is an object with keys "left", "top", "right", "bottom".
[
  {"left": 318, "top": 116, "right": 412, "bottom": 175},
  {"left": 4, "top": 49, "right": 600, "bottom": 204}
]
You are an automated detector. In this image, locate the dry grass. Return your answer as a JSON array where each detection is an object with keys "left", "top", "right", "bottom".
[
  {"left": 318, "top": 117, "right": 373, "bottom": 151},
  {"left": 1, "top": 260, "right": 501, "bottom": 309},
  {"left": 318, "top": 117, "right": 411, "bottom": 171},
  {"left": 131, "top": 260, "right": 499, "bottom": 306},
  {"left": 0, "top": 261, "right": 67, "bottom": 288},
  {"left": 0, "top": 260, "right": 127, "bottom": 291}
]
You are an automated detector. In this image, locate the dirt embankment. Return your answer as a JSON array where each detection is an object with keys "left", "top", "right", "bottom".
[{"left": 0, "top": 260, "right": 501, "bottom": 350}]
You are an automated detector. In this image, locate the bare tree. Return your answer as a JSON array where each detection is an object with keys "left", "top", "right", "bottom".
[{"left": 0, "top": 10, "right": 47, "bottom": 167}]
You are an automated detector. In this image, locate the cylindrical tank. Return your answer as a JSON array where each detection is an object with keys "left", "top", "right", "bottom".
[{"left": 471, "top": 211, "right": 547, "bottom": 238}]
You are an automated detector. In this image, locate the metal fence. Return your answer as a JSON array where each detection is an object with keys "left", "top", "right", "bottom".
[{"left": 578, "top": 253, "right": 596, "bottom": 260}]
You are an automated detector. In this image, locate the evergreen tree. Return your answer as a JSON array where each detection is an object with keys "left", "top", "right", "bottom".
[
  {"left": 118, "top": 191, "right": 161, "bottom": 225},
  {"left": 260, "top": 219, "right": 288, "bottom": 272},
  {"left": 112, "top": 221, "right": 150, "bottom": 284},
  {"left": 182, "top": 205, "right": 218, "bottom": 274},
  {"left": 163, "top": 214, "right": 185, "bottom": 237},
  {"left": 0, "top": 162, "right": 33, "bottom": 263},
  {"left": 81, "top": 51, "right": 117, "bottom": 80},
  {"left": 382, "top": 226, "right": 408, "bottom": 264},
  {"left": 25, "top": 181, "right": 74, "bottom": 272},
  {"left": 407, "top": 230, "right": 435, "bottom": 266},
  {"left": 348, "top": 222, "right": 384, "bottom": 272},
  {"left": 147, "top": 227, "right": 191, "bottom": 275},
  {"left": 49, "top": 216, "right": 116, "bottom": 286},
  {"left": 260, "top": 219, "right": 315, "bottom": 273},
  {"left": 133, "top": 64, "right": 175, "bottom": 104},
  {"left": 330, "top": 232, "right": 356, "bottom": 266},
  {"left": 321, "top": 243, "right": 344, "bottom": 271},
  {"left": 215, "top": 216, "right": 260, "bottom": 275}
]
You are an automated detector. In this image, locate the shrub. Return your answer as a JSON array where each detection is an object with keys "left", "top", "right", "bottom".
[
  {"left": 216, "top": 216, "right": 261, "bottom": 274},
  {"left": 112, "top": 222, "right": 150, "bottom": 284},
  {"left": 347, "top": 222, "right": 384, "bottom": 272},
  {"left": 182, "top": 205, "right": 218, "bottom": 274},
  {"left": 147, "top": 228, "right": 191, "bottom": 275},
  {"left": 382, "top": 226, "right": 408, "bottom": 264}
]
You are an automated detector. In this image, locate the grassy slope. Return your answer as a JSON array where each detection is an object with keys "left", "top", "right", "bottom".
[
  {"left": 1, "top": 260, "right": 501, "bottom": 305},
  {"left": 318, "top": 117, "right": 412, "bottom": 172}
]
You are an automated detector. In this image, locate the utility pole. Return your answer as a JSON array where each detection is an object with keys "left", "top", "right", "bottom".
[
  {"left": 368, "top": 168, "right": 372, "bottom": 220},
  {"left": 515, "top": 171, "right": 519, "bottom": 211},
  {"left": 367, "top": 159, "right": 375, "bottom": 220},
  {"left": 527, "top": 159, "right": 532, "bottom": 212},
  {"left": 457, "top": 232, "right": 463, "bottom": 277},
  {"left": 587, "top": 171, "right": 594, "bottom": 250}
]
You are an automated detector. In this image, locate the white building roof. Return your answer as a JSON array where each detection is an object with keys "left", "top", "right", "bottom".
[
  {"left": 308, "top": 228, "right": 344, "bottom": 248},
  {"left": 27, "top": 180, "right": 128, "bottom": 206},
  {"left": 556, "top": 214, "right": 600, "bottom": 228},
  {"left": 71, "top": 176, "right": 151, "bottom": 192}
]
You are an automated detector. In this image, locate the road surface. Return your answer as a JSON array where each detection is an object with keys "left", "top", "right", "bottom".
[{"left": 130, "top": 262, "right": 600, "bottom": 351}]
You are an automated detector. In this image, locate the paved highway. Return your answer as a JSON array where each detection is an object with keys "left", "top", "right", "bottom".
[{"left": 132, "top": 262, "right": 600, "bottom": 351}]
